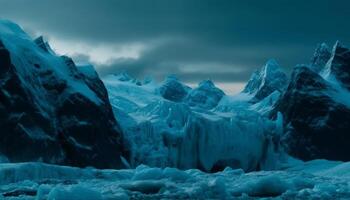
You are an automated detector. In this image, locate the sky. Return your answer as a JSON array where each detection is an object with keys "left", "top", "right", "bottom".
[{"left": 1, "top": 0, "right": 350, "bottom": 94}]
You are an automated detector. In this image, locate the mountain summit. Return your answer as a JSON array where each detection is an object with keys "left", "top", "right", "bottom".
[
  {"left": 310, "top": 43, "right": 331, "bottom": 73},
  {"left": 185, "top": 79, "right": 225, "bottom": 109},
  {"left": 243, "top": 59, "right": 288, "bottom": 102},
  {"left": 323, "top": 41, "right": 350, "bottom": 90}
]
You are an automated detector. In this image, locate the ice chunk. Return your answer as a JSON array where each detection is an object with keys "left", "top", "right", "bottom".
[
  {"left": 47, "top": 185, "right": 103, "bottom": 200},
  {"left": 133, "top": 165, "right": 163, "bottom": 180},
  {"left": 120, "top": 180, "right": 165, "bottom": 194},
  {"left": 232, "top": 175, "right": 289, "bottom": 197},
  {"left": 162, "top": 167, "right": 190, "bottom": 181}
]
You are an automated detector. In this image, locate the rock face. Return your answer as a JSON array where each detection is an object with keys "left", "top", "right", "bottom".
[
  {"left": 310, "top": 43, "right": 331, "bottom": 73},
  {"left": 33, "top": 36, "right": 55, "bottom": 54},
  {"left": 159, "top": 75, "right": 191, "bottom": 102},
  {"left": 243, "top": 59, "right": 288, "bottom": 102},
  {"left": 273, "top": 65, "right": 350, "bottom": 161},
  {"left": 323, "top": 41, "right": 350, "bottom": 90},
  {"left": 185, "top": 80, "right": 225, "bottom": 109},
  {"left": 0, "top": 20, "right": 124, "bottom": 168}
]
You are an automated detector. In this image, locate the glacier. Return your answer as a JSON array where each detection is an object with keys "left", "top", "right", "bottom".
[{"left": 103, "top": 73, "right": 286, "bottom": 172}]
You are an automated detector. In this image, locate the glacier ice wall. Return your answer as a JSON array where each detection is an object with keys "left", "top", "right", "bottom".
[{"left": 104, "top": 74, "right": 285, "bottom": 172}]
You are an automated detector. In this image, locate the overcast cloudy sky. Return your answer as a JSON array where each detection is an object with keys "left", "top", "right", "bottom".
[{"left": 1, "top": 0, "right": 349, "bottom": 93}]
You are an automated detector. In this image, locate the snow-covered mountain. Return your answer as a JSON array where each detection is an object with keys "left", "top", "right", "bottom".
[
  {"left": 159, "top": 75, "right": 191, "bottom": 102},
  {"left": 0, "top": 20, "right": 125, "bottom": 168},
  {"left": 185, "top": 79, "right": 225, "bottom": 109},
  {"left": 242, "top": 59, "right": 288, "bottom": 102}
]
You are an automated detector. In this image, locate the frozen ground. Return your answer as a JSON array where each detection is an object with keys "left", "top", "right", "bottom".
[{"left": 0, "top": 160, "right": 349, "bottom": 199}]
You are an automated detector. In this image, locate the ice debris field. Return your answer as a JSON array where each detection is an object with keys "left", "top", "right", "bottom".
[{"left": 0, "top": 160, "right": 350, "bottom": 199}]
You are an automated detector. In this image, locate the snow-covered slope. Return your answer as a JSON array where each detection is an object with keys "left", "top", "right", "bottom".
[
  {"left": 104, "top": 73, "right": 285, "bottom": 172},
  {"left": 1, "top": 160, "right": 350, "bottom": 199},
  {"left": 0, "top": 20, "right": 124, "bottom": 168}
]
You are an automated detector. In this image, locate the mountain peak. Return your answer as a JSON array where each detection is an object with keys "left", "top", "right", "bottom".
[
  {"left": 165, "top": 74, "right": 180, "bottom": 81},
  {"left": 159, "top": 75, "right": 190, "bottom": 102},
  {"left": 332, "top": 40, "right": 348, "bottom": 54},
  {"left": 323, "top": 41, "right": 350, "bottom": 90},
  {"left": 310, "top": 42, "right": 331, "bottom": 73},
  {"left": 34, "top": 36, "right": 55, "bottom": 54},
  {"left": 33, "top": 35, "right": 45, "bottom": 44},
  {"left": 263, "top": 59, "right": 279, "bottom": 71},
  {"left": 186, "top": 79, "right": 224, "bottom": 109},
  {"left": 243, "top": 59, "right": 288, "bottom": 102},
  {"left": 198, "top": 79, "right": 215, "bottom": 88}
]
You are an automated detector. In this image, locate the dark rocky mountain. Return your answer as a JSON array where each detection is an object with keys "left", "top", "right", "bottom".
[
  {"left": 272, "top": 42, "right": 350, "bottom": 161},
  {"left": 323, "top": 41, "right": 350, "bottom": 90},
  {"left": 0, "top": 20, "right": 125, "bottom": 169}
]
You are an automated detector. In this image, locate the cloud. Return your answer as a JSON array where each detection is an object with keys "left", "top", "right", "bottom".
[
  {"left": 82, "top": 37, "right": 313, "bottom": 84},
  {"left": 0, "top": 0, "right": 349, "bottom": 90},
  {"left": 48, "top": 37, "right": 145, "bottom": 65}
]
